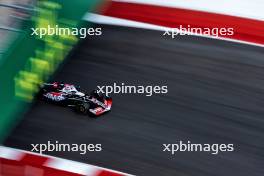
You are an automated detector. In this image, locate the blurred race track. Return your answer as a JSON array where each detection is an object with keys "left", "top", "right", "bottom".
[{"left": 5, "top": 24, "right": 264, "bottom": 176}]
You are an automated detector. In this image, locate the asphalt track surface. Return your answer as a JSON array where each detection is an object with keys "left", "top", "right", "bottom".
[{"left": 5, "top": 24, "right": 264, "bottom": 176}]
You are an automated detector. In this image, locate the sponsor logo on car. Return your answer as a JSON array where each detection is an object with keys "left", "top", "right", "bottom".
[{"left": 45, "top": 92, "right": 65, "bottom": 101}]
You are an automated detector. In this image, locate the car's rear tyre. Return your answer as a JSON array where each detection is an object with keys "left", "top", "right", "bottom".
[{"left": 76, "top": 103, "right": 89, "bottom": 114}]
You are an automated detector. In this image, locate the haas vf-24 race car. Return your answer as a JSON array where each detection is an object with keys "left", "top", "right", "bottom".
[{"left": 39, "top": 82, "right": 112, "bottom": 116}]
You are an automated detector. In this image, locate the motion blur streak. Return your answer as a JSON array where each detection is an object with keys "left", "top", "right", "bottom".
[
  {"left": 5, "top": 24, "right": 264, "bottom": 176},
  {"left": 102, "top": 1, "right": 264, "bottom": 45},
  {"left": 0, "top": 146, "right": 131, "bottom": 176}
]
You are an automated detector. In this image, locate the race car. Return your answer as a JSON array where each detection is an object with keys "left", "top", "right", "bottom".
[{"left": 39, "top": 82, "right": 112, "bottom": 116}]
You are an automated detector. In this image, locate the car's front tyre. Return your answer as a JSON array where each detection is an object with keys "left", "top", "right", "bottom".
[{"left": 76, "top": 103, "right": 89, "bottom": 114}]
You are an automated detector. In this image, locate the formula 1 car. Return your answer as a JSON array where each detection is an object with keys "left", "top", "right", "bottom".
[{"left": 39, "top": 82, "right": 112, "bottom": 116}]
